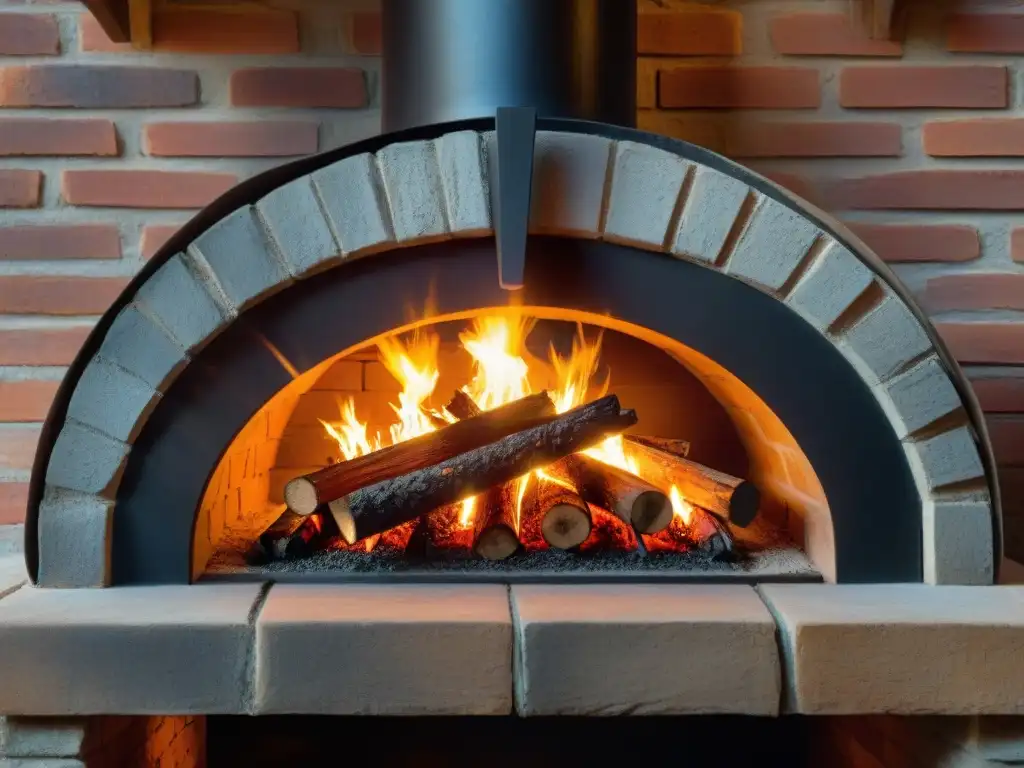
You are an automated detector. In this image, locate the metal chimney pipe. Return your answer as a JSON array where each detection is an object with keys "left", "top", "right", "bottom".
[{"left": 380, "top": 0, "right": 637, "bottom": 134}]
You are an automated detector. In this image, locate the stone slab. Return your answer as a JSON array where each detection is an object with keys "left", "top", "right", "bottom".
[
  {"left": 511, "top": 585, "right": 781, "bottom": 716},
  {"left": 726, "top": 196, "right": 820, "bottom": 294},
  {"left": 672, "top": 165, "right": 749, "bottom": 264},
  {"left": 64, "top": 358, "right": 158, "bottom": 444},
  {"left": 434, "top": 130, "right": 490, "bottom": 236},
  {"left": 313, "top": 153, "right": 394, "bottom": 256},
  {"left": 0, "top": 556, "right": 26, "bottom": 601},
  {"left": 0, "top": 718, "right": 86, "bottom": 758},
  {"left": 44, "top": 423, "right": 128, "bottom": 497},
  {"left": 840, "top": 294, "right": 932, "bottom": 385},
  {"left": 925, "top": 500, "right": 995, "bottom": 586},
  {"left": 882, "top": 356, "right": 963, "bottom": 438},
  {"left": 529, "top": 132, "right": 612, "bottom": 237},
  {"left": 36, "top": 489, "right": 110, "bottom": 588},
  {"left": 759, "top": 584, "right": 1024, "bottom": 714},
  {"left": 96, "top": 305, "right": 187, "bottom": 392},
  {"left": 0, "top": 584, "right": 263, "bottom": 715},
  {"left": 254, "top": 584, "right": 512, "bottom": 715},
  {"left": 377, "top": 140, "right": 449, "bottom": 243},
  {"left": 133, "top": 254, "right": 227, "bottom": 353},
  {"left": 909, "top": 425, "right": 986, "bottom": 491},
  {"left": 785, "top": 239, "right": 874, "bottom": 332}
]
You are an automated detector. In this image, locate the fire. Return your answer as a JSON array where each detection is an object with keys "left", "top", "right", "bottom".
[
  {"left": 321, "top": 313, "right": 697, "bottom": 533},
  {"left": 669, "top": 485, "right": 694, "bottom": 526}
]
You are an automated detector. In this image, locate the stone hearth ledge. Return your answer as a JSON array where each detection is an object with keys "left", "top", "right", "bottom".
[{"left": 0, "top": 582, "right": 1023, "bottom": 716}]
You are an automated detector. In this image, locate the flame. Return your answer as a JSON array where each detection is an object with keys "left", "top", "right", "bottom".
[
  {"left": 377, "top": 329, "right": 441, "bottom": 446},
  {"left": 459, "top": 315, "right": 534, "bottom": 411},
  {"left": 459, "top": 495, "right": 477, "bottom": 528},
  {"left": 669, "top": 485, "right": 694, "bottom": 526},
  {"left": 549, "top": 324, "right": 607, "bottom": 414},
  {"left": 320, "top": 398, "right": 380, "bottom": 461},
  {"left": 534, "top": 467, "right": 577, "bottom": 493}
]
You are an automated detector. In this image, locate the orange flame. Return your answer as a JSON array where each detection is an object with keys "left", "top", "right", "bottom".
[
  {"left": 377, "top": 328, "right": 441, "bottom": 446},
  {"left": 669, "top": 485, "right": 694, "bottom": 526}
]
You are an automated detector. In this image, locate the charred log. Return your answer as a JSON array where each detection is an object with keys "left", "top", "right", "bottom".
[
  {"left": 284, "top": 390, "right": 556, "bottom": 514},
  {"left": 472, "top": 482, "right": 521, "bottom": 560},
  {"left": 624, "top": 434, "right": 690, "bottom": 458},
  {"left": 521, "top": 467, "right": 592, "bottom": 550},
  {"left": 329, "top": 395, "right": 636, "bottom": 545},
  {"left": 250, "top": 507, "right": 334, "bottom": 563},
  {"left": 445, "top": 389, "right": 482, "bottom": 420},
  {"left": 622, "top": 440, "right": 760, "bottom": 528}
]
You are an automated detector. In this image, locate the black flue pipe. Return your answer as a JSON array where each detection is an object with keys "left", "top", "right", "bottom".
[{"left": 380, "top": 0, "right": 637, "bottom": 133}]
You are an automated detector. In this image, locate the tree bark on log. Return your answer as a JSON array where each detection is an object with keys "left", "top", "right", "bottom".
[
  {"left": 328, "top": 394, "right": 636, "bottom": 544},
  {"left": 522, "top": 469, "right": 592, "bottom": 550},
  {"left": 284, "top": 390, "right": 556, "bottom": 514},
  {"left": 250, "top": 508, "right": 333, "bottom": 563},
  {"left": 624, "top": 434, "right": 690, "bottom": 458},
  {"left": 557, "top": 453, "right": 673, "bottom": 534},
  {"left": 621, "top": 440, "right": 760, "bottom": 528},
  {"left": 473, "top": 482, "right": 521, "bottom": 560}
]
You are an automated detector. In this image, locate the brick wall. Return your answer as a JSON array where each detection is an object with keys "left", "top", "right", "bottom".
[{"left": 1, "top": 0, "right": 1023, "bottom": 559}]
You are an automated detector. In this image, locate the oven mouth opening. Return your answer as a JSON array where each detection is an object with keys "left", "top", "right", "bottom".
[{"left": 198, "top": 306, "right": 825, "bottom": 585}]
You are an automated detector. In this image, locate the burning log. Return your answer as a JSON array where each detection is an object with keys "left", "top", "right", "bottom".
[
  {"left": 522, "top": 468, "right": 592, "bottom": 550},
  {"left": 624, "top": 434, "right": 690, "bottom": 458},
  {"left": 644, "top": 507, "right": 735, "bottom": 559},
  {"left": 329, "top": 394, "right": 636, "bottom": 545},
  {"left": 284, "top": 390, "right": 556, "bottom": 515},
  {"left": 558, "top": 454, "right": 673, "bottom": 535},
  {"left": 425, "top": 503, "right": 475, "bottom": 559},
  {"left": 443, "top": 391, "right": 522, "bottom": 561},
  {"left": 473, "top": 483, "right": 521, "bottom": 560},
  {"left": 622, "top": 440, "right": 760, "bottom": 528},
  {"left": 250, "top": 508, "right": 332, "bottom": 562}
]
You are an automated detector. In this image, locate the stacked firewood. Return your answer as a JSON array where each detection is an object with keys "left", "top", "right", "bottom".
[{"left": 251, "top": 391, "right": 761, "bottom": 564}]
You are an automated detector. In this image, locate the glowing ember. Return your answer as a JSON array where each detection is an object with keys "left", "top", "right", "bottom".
[{"left": 458, "top": 495, "right": 477, "bottom": 528}]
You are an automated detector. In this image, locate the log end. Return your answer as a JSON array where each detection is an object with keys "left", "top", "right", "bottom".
[
  {"left": 283, "top": 477, "right": 319, "bottom": 516},
  {"left": 542, "top": 503, "right": 592, "bottom": 550},
  {"left": 475, "top": 525, "right": 520, "bottom": 561},
  {"left": 631, "top": 489, "right": 674, "bottom": 535},
  {"left": 327, "top": 498, "right": 358, "bottom": 545},
  {"left": 729, "top": 482, "right": 761, "bottom": 528}
]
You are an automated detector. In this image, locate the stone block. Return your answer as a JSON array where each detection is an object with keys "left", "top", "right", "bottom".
[
  {"left": 434, "top": 130, "right": 490, "bottom": 236},
  {"left": 188, "top": 207, "right": 291, "bottom": 311},
  {"left": 759, "top": 584, "right": 1024, "bottom": 714},
  {"left": 64, "top": 358, "right": 158, "bottom": 444},
  {"left": 36, "top": 488, "right": 111, "bottom": 588},
  {"left": 726, "top": 196, "right": 821, "bottom": 293},
  {"left": 925, "top": 500, "right": 995, "bottom": 585},
  {"left": 376, "top": 139, "right": 449, "bottom": 243},
  {"left": 313, "top": 152, "right": 394, "bottom": 256},
  {"left": 255, "top": 584, "right": 512, "bottom": 715},
  {"left": 883, "top": 356, "right": 963, "bottom": 438},
  {"left": 96, "top": 305, "right": 187, "bottom": 392},
  {"left": 840, "top": 295, "right": 932, "bottom": 385},
  {"left": 604, "top": 141, "right": 691, "bottom": 249},
  {"left": 511, "top": 585, "right": 780, "bottom": 716},
  {"left": 256, "top": 176, "right": 341, "bottom": 276},
  {"left": 133, "top": 254, "right": 227, "bottom": 353},
  {"left": 45, "top": 422, "right": 128, "bottom": 497},
  {"left": 0, "top": 584, "right": 263, "bottom": 715},
  {"left": 910, "top": 425, "right": 985, "bottom": 490},
  {"left": 785, "top": 239, "right": 874, "bottom": 332},
  {"left": 0, "top": 759, "right": 84, "bottom": 767},
  {"left": 672, "top": 164, "right": 750, "bottom": 264},
  {"left": 530, "top": 132, "right": 612, "bottom": 237},
  {"left": 0, "top": 718, "right": 86, "bottom": 758}
]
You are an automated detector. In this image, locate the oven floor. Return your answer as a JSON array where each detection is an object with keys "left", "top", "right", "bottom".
[
  {"left": 208, "top": 715, "right": 813, "bottom": 767},
  {"left": 202, "top": 518, "right": 821, "bottom": 584}
]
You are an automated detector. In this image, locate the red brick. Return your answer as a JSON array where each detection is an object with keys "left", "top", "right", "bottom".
[
  {"left": 347, "top": 11, "right": 381, "bottom": 55},
  {"left": 0, "top": 13, "right": 59, "bottom": 55},
  {"left": 0, "top": 326, "right": 91, "bottom": 365},
  {"left": 151, "top": 8, "right": 298, "bottom": 53},
  {"left": 0, "top": 65, "right": 197, "bottom": 107},
  {"left": 1013, "top": 229, "right": 1024, "bottom": 263},
  {"left": 0, "top": 170, "right": 40, "bottom": 208},
  {"left": 987, "top": 415, "right": 1024, "bottom": 466},
  {"left": 924, "top": 119, "right": 1024, "bottom": 157},
  {"left": 757, "top": 170, "right": 819, "bottom": 205},
  {"left": 923, "top": 273, "right": 1024, "bottom": 312},
  {"left": 62, "top": 170, "right": 237, "bottom": 209},
  {"left": 726, "top": 121, "right": 900, "bottom": 158},
  {"left": 0, "top": 426, "right": 39, "bottom": 471},
  {"left": 78, "top": 14, "right": 132, "bottom": 53},
  {"left": 770, "top": 13, "right": 902, "bottom": 56},
  {"left": 0, "top": 276, "right": 129, "bottom": 315},
  {"left": 840, "top": 66, "right": 1007, "bottom": 109},
  {"left": 825, "top": 171, "right": 1024, "bottom": 211},
  {"left": 144, "top": 121, "right": 317, "bottom": 157},
  {"left": 0, "top": 224, "right": 121, "bottom": 260},
  {"left": 970, "top": 377, "right": 1024, "bottom": 413},
  {"left": 230, "top": 68, "right": 366, "bottom": 108},
  {"left": 659, "top": 66, "right": 819, "bottom": 109},
  {"left": 636, "top": 111, "right": 724, "bottom": 152},
  {"left": 0, "top": 380, "right": 58, "bottom": 422},
  {"left": 844, "top": 223, "right": 980, "bottom": 263},
  {"left": 0, "top": 117, "right": 116, "bottom": 156},
  {"left": 0, "top": 482, "right": 27, "bottom": 525},
  {"left": 140, "top": 223, "right": 183, "bottom": 260},
  {"left": 948, "top": 13, "right": 1024, "bottom": 53},
  {"left": 638, "top": 8, "right": 741, "bottom": 56},
  {"left": 637, "top": 59, "right": 658, "bottom": 110},
  {"left": 938, "top": 323, "right": 1024, "bottom": 365}
]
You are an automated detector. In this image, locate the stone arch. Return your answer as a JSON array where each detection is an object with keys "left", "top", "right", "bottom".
[{"left": 26, "top": 119, "right": 999, "bottom": 587}]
